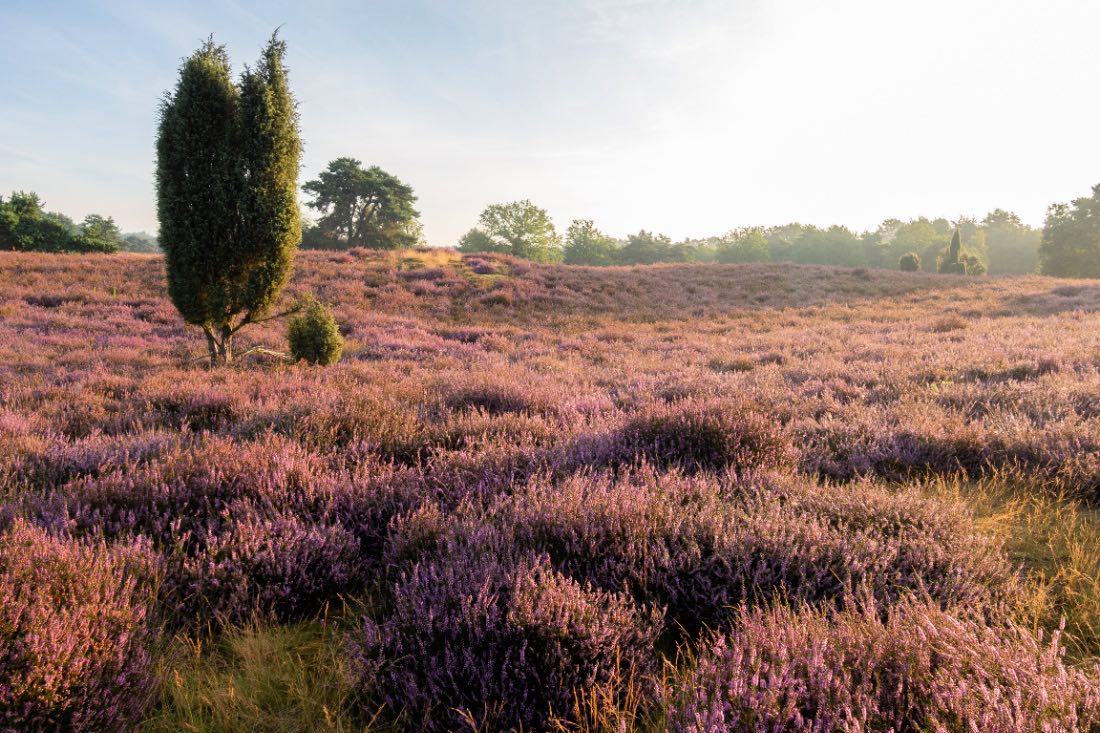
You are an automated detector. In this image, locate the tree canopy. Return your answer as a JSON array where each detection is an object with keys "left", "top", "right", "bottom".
[
  {"left": 156, "top": 33, "right": 302, "bottom": 364},
  {"left": 302, "top": 158, "right": 421, "bottom": 249},
  {"left": 1040, "top": 184, "right": 1100, "bottom": 278},
  {"left": 0, "top": 191, "right": 121, "bottom": 253},
  {"left": 458, "top": 200, "right": 562, "bottom": 262},
  {"left": 714, "top": 228, "right": 770, "bottom": 264},
  {"left": 563, "top": 219, "right": 618, "bottom": 265}
]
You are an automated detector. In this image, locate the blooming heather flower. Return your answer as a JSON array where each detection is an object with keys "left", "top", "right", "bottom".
[
  {"left": 0, "top": 520, "right": 160, "bottom": 732},
  {"left": 668, "top": 600, "right": 1100, "bottom": 733},
  {"left": 348, "top": 552, "right": 662, "bottom": 732}
]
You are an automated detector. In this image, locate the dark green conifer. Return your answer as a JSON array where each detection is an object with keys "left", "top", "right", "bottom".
[
  {"left": 156, "top": 34, "right": 301, "bottom": 365},
  {"left": 938, "top": 229, "right": 967, "bottom": 274}
]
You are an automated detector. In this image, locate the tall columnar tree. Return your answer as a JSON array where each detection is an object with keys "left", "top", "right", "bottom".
[
  {"left": 156, "top": 34, "right": 302, "bottom": 365},
  {"left": 938, "top": 229, "right": 967, "bottom": 274}
]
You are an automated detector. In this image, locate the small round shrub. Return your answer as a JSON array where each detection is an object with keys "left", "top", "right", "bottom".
[
  {"left": 964, "top": 253, "right": 988, "bottom": 275},
  {"left": 287, "top": 296, "right": 344, "bottom": 366},
  {"left": 0, "top": 520, "right": 160, "bottom": 731},
  {"left": 600, "top": 401, "right": 793, "bottom": 474},
  {"left": 898, "top": 251, "right": 921, "bottom": 272},
  {"left": 668, "top": 600, "right": 1100, "bottom": 733},
  {"left": 348, "top": 552, "right": 661, "bottom": 732}
]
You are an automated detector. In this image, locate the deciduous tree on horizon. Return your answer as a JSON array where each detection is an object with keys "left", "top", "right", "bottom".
[
  {"left": 458, "top": 200, "right": 562, "bottom": 262},
  {"left": 302, "top": 158, "right": 421, "bottom": 250},
  {"left": 1041, "top": 183, "right": 1100, "bottom": 279}
]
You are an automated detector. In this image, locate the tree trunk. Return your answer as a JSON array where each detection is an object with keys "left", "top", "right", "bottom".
[{"left": 202, "top": 324, "right": 234, "bottom": 366}]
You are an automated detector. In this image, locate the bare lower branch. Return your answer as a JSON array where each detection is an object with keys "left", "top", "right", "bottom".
[
  {"left": 229, "top": 304, "right": 304, "bottom": 335},
  {"left": 236, "top": 346, "right": 293, "bottom": 361}
]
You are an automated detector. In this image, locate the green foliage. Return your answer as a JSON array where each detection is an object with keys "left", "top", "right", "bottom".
[
  {"left": 933, "top": 228, "right": 986, "bottom": 276},
  {"left": 563, "top": 219, "right": 620, "bottom": 265},
  {"left": 156, "top": 34, "right": 302, "bottom": 365},
  {"left": 883, "top": 218, "right": 943, "bottom": 271},
  {"left": 963, "top": 254, "right": 987, "bottom": 275},
  {"left": 619, "top": 230, "right": 679, "bottom": 265},
  {"left": 302, "top": 158, "right": 420, "bottom": 250},
  {"left": 457, "top": 227, "right": 500, "bottom": 254},
  {"left": 77, "top": 214, "right": 123, "bottom": 253},
  {"left": 983, "top": 209, "right": 1039, "bottom": 275},
  {"left": 788, "top": 225, "right": 865, "bottom": 267},
  {"left": 458, "top": 200, "right": 562, "bottom": 262},
  {"left": 120, "top": 232, "right": 160, "bottom": 253},
  {"left": 714, "top": 228, "right": 770, "bottom": 264},
  {"left": 939, "top": 229, "right": 965, "bottom": 274},
  {"left": 0, "top": 191, "right": 92, "bottom": 253},
  {"left": 300, "top": 220, "right": 343, "bottom": 250},
  {"left": 1041, "top": 183, "right": 1100, "bottom": 278},
  {"left": 287, "top": 296, "right": 344, "bottom": 366},
  {"left": 899, "top": 252, "right": 921, "bottom": 272}
]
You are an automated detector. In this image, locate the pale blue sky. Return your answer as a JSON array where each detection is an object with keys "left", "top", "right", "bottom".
[{"left": 2, "top": 0, "right": 1099, "bottom": 244}]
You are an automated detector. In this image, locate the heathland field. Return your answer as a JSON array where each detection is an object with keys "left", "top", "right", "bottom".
[{"left": 2, "top": 249, "right": 1100, "bottom": 731}]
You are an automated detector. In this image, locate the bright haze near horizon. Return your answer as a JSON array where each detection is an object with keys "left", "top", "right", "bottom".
[{"left": 1, "top": 0, "right": 1098, "bottom": 246}]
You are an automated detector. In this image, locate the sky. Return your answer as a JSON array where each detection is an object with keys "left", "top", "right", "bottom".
[{"left": 1, "top": 0, "right": 1099, "bottom": 245}]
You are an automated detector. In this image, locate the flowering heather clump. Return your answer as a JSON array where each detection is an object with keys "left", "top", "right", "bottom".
[
  {"left": 668, "top": 600, "right": 1100, "bottom": 733},
  {"left": 38, "top": 436, "right": 340, "bottom": 545},
  {"left": 387, "top": 469, "right": 1018, "bottom": 634},
  {"left": 0, "top": 520, "right": 160, "bottom": 732},
  {"left": 442, "top": 381, "right": 541, "bottom": 415},
  {"left": 596, "top": 401, "right": 793, "bottom": 474},
  {"left": 30, "top": 436, "right": 425, "bottom": 626},
  {"left": 348, "top": 553, "right": 662, "bottom": 732},
  {"left": 169, "top": 513, "right": 361, "bottom": 626}
]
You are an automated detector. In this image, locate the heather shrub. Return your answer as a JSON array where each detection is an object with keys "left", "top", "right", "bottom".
[
  {"left": 39, "top": 436, "right": 339, "bottom": 546},
  {"left": 0, "top": 520, "right": 160, "bottom": 732},
  {"left": 595, "top": 401, "right": 793, "bottom": 474},
  {"left": 387, "top": 469, "right": 1018, "bottom": 636},
  {"left": 348, "top": 552, "right": 661, "bottom": 732},
  {"left": 33, "top": 437, "right": 420, "bottom": 627},
  {"left": 668, "top": 600, "right": 1100, "bottom": 733},
  {"left": 443, "top": 382, "right": 538, "bottom": 415},
  {"left": 294, "top": 395, "right": 435, "bottom": 463},
  {"left": 287, "top": 295, "right": 344, "bottom": 366},
  {"left": 168, "top": 513, "right": 362, "bottom": 626}
]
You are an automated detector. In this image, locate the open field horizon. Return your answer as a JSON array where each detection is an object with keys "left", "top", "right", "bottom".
[{"left": 2, "top": 249, "right": 1099, "bottom": 730}]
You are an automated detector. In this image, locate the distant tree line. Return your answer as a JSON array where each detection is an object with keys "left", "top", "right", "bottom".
[
  {"left": 10, "top": 146, "right": 1100, "bottom": 279},
  {"left": 452, "top": 199, "right": 1042, "bottom": 275},
  {"left": 0, "top": 191, "right": 155, "bottom": 253}
]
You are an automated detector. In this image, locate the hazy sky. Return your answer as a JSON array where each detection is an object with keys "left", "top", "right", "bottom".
[{"left": 2, "top": 0, "right": 1099, "bottom": 244}]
